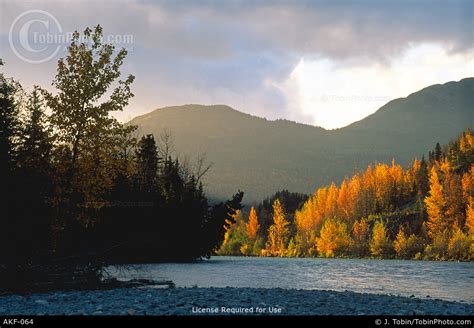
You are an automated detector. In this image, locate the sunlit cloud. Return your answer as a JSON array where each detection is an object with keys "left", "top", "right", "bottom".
[
  {"left": 1, "top": 1, "right": 472, "bottom": 127},
  {"left": 273, "top": 43, "right": 474, "bottom": 129}
]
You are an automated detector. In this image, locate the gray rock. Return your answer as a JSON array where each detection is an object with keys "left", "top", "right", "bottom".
[{"left": 0, "top": 287, "right": 472, "bottom": 315}]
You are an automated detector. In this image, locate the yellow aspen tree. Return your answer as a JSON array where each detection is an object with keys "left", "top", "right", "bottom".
[
  {"left": 425, "top": 166, "right": 447, "bottom": 238},
  {"left": 462, "top": 166, "right": 473, "bottom": 201},
  {"left": 362, "top": 165, "right": 377, "bottom": 216},
  {"left": 374, "top": 163, "right": 391, "bottom": 211},
  {"left": 316, "top": 218, "right": 350, "bottom": 257},
  {"left": 349, "top": 174, "right": 363, "bottom": 219},
  {"left": 390, "top": 160, "right": 405, "bottom": 206},
  {"left": 465, "top": 130, "right": 473, "bottom": 149},
  {"left": 466, "top": 198, "right": 474, "bottom": 235},
  {"left": 295, "top": 196, "right": 320, "bottom": 255},
  {"left": 325, "top": 183, "right": 339, "bottom": 219},
  {"left": 393, "top": 225, "right": 408, "bottom": 258},
  {"left": 246, "top": 206, "right": 260, "bottom": 240},
  {"left": 370, "top": 220, "right": 391, "bottom": 258},
  {"left": 337, "top": 178, "right": 352, "bottom": 222},
  {"left": 351, "top": 218, "right": 369, "bottom": 257},
  {"left": 314, "top": 187, "right": 328, "bottom": 222},
  {"left": 447, "top": 226, "right": 472, "bottom": 260},
  {"left": 443, "top": 172, "right": 464, "bottom": 228},
  {"left": 406, "top": 159, "right": 420, "bottom": 196},
  {"left": 459, "top": 134, "right": 468, "bottom": 153},
  {"left": 265, "top": 199, "right": 290, "bottom": 256}
]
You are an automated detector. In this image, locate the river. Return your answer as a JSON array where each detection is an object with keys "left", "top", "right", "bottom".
[{"left": 108, "top": 256, "right": 474, "bottom": 303}]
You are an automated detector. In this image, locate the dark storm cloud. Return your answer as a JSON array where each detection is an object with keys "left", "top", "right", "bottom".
[{"left": 0, "top": 0, "right": 472, "bottom": 124}]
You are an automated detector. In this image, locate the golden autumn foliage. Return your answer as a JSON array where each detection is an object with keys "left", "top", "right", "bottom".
[
  {"left": 425, "top": 167, "right": 447, "bottom": 238},
  {"left": 239, "top": 244, "right": 251, "bottom": 256},
  {"left": 246, "top": 207, "right": 260, "bottom": 240},
  {"left": 219, "top": 128, "right": 473, "bottom": 261},
  {"left": 442, "top": 168, "right": 464, "bottom": 228},
  {"left": 447, "top": 227, "right": 472, "bottom": 260},
  {"left": 316, "top": 218, "right": 351, "bottom": 257},
  {"left": 370, "top": 220, "right": 391, "bottom": 258},
  {"left": 265, "top": 199, "right": 290, "bottom": 257},
  {"left": 393, "top": 226, "right": 408, "bottom": 257},
  {"left": 393, "top": 226, "right": 423, "bottom": 259},
  {"left": 459, "top": 129, "right": 473, "bottom": 153},
  {"left": 462, "top": 166, "right": 473, "bottom": 200},
  {"left": 351, "top": 218, "right": 369, "bottom": 257},
  {"left": 467, "top": 199, "right": 474, "bottom": 235}
]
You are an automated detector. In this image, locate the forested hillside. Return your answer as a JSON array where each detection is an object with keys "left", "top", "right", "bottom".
[
  {"left": 220, "top": 129, "right": 474, "bottom": 261},
  {"left": 131, "top": 79, "right": 473, "bottom": 202}
]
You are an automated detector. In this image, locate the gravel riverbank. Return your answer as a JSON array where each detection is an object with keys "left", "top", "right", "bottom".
[{"left": 0, "top": 287, "right": 472, "bottom": 315}]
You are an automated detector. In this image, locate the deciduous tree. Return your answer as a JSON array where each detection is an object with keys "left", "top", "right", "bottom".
[
  {"left": 246, "top": 206, "right": 260, "bottom": 240},
  {"left": 425, "top": 167, "right": 447, "bottom": 238},
  {"left": 265, "top": 199, "right": 290, "bottom": 256},
  {"left": 370, "top": 220, "right": 391, "bottom": 258},
  {"left": 316, "top": 218, "right": 350, "bottom": 257}
]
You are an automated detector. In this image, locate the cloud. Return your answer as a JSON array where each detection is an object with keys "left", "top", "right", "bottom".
[
  {"left": 274, "top": 43, "right": 474, "bottom": 129},
  {"left": 1, "top": 0, "right": 472, "bottom": 127},
  {"left": 3, "top": 0, "right": 472, "bottom": 62}
]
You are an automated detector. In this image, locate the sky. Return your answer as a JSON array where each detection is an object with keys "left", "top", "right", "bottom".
[{"left": 1, "top": 0, "right": 473, "bottom": 129}]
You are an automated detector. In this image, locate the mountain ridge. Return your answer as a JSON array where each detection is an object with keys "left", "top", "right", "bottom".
[{"left": 130, "top": 78, "right": 473, "bottom": 203}]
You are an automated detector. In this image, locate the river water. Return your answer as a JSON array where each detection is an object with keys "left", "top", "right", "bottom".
[{"left": 108, "top": 256, "right": 474, "bottom": 303}]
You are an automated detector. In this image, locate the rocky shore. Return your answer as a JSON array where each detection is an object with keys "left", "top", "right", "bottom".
[{"left": 0, "top": 287, "right": 473, "bottom": 316}]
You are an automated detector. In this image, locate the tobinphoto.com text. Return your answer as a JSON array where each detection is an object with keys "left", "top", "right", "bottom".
[{"left": 192, "top": 306, "right": 283, "bottom": 315}]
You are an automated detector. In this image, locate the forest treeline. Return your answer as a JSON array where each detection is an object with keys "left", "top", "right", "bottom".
[
  {"left": 0, "top": 26, "right": 243, "bottom": 289},
  {"left": 220, "top": 129, "right": 474, "bottom": 261}
]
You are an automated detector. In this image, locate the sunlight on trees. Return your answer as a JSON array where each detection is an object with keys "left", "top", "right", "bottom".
[
  {"left": 220, "top": 128, "right": 473, "bottom": 261},
  {"left": 264, "top": 199, "right": 290, "bottom": 257},
  {"left": 425, "top": 167, "right": 447, "bottom": 238},
  {"left": 246, "top": 207, "right": 260, "bottom": 240},
  {"left": 370, "top": 220, "right": 392, "bottom": 258},
  {"left": 316, "top": 218, "right": 350, "bottom": 258},
  {"left": 351, "top": 218, "right": 369, "bottom": 257}
]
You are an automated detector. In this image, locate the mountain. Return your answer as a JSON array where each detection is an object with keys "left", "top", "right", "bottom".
[{"left": 130, "top": 78, "right": 474, "bottom": 203}]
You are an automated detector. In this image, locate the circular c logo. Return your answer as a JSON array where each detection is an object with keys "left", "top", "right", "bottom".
[{"left": 9, "top": 10, "right": 63, "bottom": 64}]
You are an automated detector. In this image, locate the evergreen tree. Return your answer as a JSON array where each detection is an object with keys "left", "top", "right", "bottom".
[
  {"left": 16, "top": 86, "right": 53, "bottom": 262},
  {"left": 18, "top": 87, "right": 52, "bottom": 170},
  {"left": 0, "top": 60, "right": 22, "bottom": 269},
  {"left": 135, "top": 134, "right": 159, "bottom": 192},
  {"left": 434, "top": 142, "right": 442, "bottom": 161},
  {"left": 209, "top": 191, "right": 244, "bottom": 256},
  {"left": 415, "top": 156, "right": 429, "bottom": 196},
  {"left": 0, "top": 60, "right": 20, "bottom": 179}
]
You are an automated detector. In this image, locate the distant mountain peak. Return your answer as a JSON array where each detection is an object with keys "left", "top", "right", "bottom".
[{"left": 131, "top": 79, "right": 473, "bottom": 202}]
